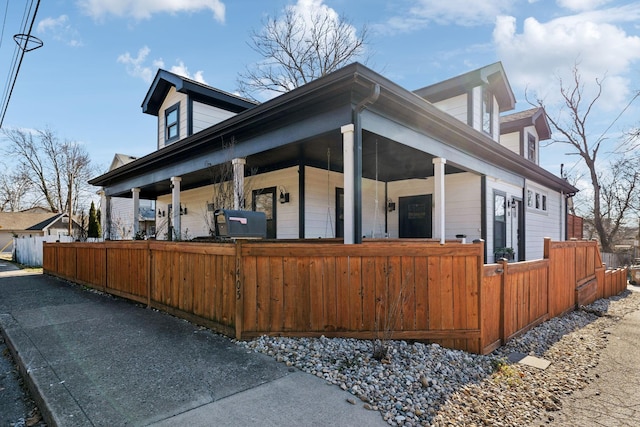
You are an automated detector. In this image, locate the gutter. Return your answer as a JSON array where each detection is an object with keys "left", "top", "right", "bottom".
[{"left": 351, "top": 82, "right": 381, "bottom": 243}]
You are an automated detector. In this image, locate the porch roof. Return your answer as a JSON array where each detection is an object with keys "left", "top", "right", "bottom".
[{"left": 90, "top": 63, "right": 577, "bottom": 199}]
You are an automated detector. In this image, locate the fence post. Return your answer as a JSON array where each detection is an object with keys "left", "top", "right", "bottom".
[
  {"left": 499, "top": 258, "right": 508, "bottom": 345},
  {"left": 147, "top": 241, "right": 152, "bottom": 308},
  {"left": 234, "top": 240, "right": 244, "bottom": 340}
]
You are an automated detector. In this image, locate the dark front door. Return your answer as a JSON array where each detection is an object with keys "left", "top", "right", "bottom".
[
  {"left": 399, "top": 194, "right": 432, "bottom": 238},
  {"left": 253, "top": 187, "right": 276, "bottom": 239}
]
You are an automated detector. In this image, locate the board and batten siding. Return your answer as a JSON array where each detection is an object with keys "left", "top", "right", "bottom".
[
  {"left": 432, "top": 94, "right": 468, "bottom": 124},
  {"left": 524, "top": 182, "right": 565, "bottom": 260},
  {"left": 192, "top": 101, "right": 237, "bottom": 134},
  {"left": 157, "top": 87, "right": 187, "bottom": 149}
]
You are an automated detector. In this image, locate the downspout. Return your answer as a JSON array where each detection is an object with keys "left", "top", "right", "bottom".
[{"left": 352, "top": 82, "right": 380, "bottom": 243}]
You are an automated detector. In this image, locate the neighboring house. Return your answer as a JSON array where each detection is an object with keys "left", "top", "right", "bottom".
[
  {"left": 0, "top": 211, "right": 81, "bottom": 252},
  {"left": 89, "top": 62, "right": 577, "bottom": 262},
  {"left": 101, "top": 153, "right": 156, "bottom": 239}
]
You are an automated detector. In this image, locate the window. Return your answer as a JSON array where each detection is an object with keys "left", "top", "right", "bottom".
[
  {"left": 526, "top": 187, "right": 548, "bottom": 213},
  {"left": 527, "top": 134, "right": 536, "bottom": 162},
  {"left": 165, "top": 103, "right": 180, "bottom": 143},
  {"left": 493, "top": 192, "right": 507, "bottom": 251},
  {"left": 482, "top": 87, "right": 492, "bottom": 135}
]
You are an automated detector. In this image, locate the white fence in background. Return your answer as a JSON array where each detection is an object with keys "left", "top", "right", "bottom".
[{"left": 14, "top": 235, "right": 74, "bottom": 267}]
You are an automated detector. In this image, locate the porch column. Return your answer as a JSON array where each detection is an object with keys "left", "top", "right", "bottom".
[
  {"left": 98, "top": 190, "right": 110, "bottom": 240},
  {"left": 232, "top": 157, "right": 246, "bottom": 210},
  {"left": 433, "top": 157, "right": 446, "bottom": 244},
  {"left": 341, "top": 124, "right": 355, "bottom": 244},
  {"left": 171, "top": 176, "right": 181, "bottom": 240},
  {"left": 131, "top": 187, "right": 140, "bottom": 238}
]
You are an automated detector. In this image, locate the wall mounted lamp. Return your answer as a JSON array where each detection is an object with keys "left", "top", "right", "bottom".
[
  {"left": 387, "top": 199, "right": 396, "bottom": 212},
  {"left": 158, "top": 209, "right": 166, "bottom": 217},
  {"left": 180, "top": 204, "right": 188, "bottom": 215},
  {"left": 279, "top": 186, "right": 290, "bottom": 204}
]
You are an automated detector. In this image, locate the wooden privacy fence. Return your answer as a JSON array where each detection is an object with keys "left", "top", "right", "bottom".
[{"left": 43, "top": 238, "right": 628, "bottom": 355}]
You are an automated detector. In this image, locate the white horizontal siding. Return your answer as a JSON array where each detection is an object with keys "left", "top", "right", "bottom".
[
  {"left": 387, "top": 173, "right": 482, "bottom": 240},
  {"left": 525, "top": 182, "right": 564, "bottom": 260},
  {"left": 484, "top": 178, "right": 523, "bottom": 262},
  {"left": 192, "top": 102, "right": 237, "bottom": 133},
  {"left": 304, "top": 166, "right": 385, "bottom": 239},
  {"left": 500, "top": 131, "right": 520, "bottom": 156},
  {"left": 304, "top": 167, "right": 344, "bottom": 238},
  {"left": 156, "top": 167, "right": 300, "bottom": 240},
  {"left": 249, "top": 167, "right": 300, "bottom": 239},
  {"left": 433, "top": 94, "right": 467, "bottom": 124}
]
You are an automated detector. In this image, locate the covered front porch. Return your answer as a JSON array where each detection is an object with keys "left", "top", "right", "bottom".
[{"left": 90, "top": 64, "right": 571, "bottom": 262}]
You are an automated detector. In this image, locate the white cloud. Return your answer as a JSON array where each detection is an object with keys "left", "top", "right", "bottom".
[
  {"left": 168, "top": 61, "right": 207, "bottom": 84},
  {"left": 117, "top": 46, "right": 207, "bottom": 84},
  {"left": 117, "top": 46, "right": 155, "bottom": 83},
  {"left": 557, "top": 0, "right": 613, "bottom": 12},
  {"left": 77, "top": 0, "right": 225, "bottom": 23},
  {"left": 36, "top": 15, "right": 83, "bottom": 47},
  {"left": 379, "top": 0, "right": 515, "bottom": 32},
  {"left": 494, "top": 5, "right": 640, "bottom": 109}
]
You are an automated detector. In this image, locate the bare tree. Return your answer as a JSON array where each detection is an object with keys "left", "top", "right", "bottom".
[
  {"left": 1, "top": 127, "right": 93, "bottom": 215},
  {"left": 238, "top": 5, "right": 368, "bottom": 100},
  {"left": 0, "top": 167, "right": 35, "bottom": 211},
  {"left": 203, "top": 138, "right": 258, "bottom": 237},
  {"left": 529, "top": 64, "right": 639, "bottom": 252}
]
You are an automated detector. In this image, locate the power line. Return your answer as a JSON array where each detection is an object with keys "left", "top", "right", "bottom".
[
  {"left": 0, "top": 0, "right": 11, "bottom": 50},
  {"left": 0, "top": 0, "right": 42, "bottom": 129}
]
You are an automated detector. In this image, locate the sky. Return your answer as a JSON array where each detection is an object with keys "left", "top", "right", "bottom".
[{"left": 1, "top": 0, "right": 639, "bottom": 194}]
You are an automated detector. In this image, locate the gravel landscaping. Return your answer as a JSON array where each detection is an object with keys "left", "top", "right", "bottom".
[{"left": 239, "top": 288, "right": 640, "bottom": 426}]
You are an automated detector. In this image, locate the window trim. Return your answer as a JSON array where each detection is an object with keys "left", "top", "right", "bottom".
[
  {"left": 527, "top": 133, "right": 536, "bottom": 163},
  {"left": 493, "top": 190, "right": 507, "bottom": 252},
  {"left": 482, "top": 86, "right": 493, "bottom": 136},
  {"left": 165, "top": 102, "right": 180, "bottom": 144}
]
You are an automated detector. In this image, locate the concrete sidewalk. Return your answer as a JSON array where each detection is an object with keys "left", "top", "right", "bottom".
[
  {"left": 0, "top": 269, "right": 386, "bottom": 426},
  {"left": 550, "top": 286, "right": 640, "bottom": 427}
]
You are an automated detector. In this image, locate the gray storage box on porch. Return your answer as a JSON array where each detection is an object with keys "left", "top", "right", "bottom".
[{"left": 214, "top": 209, "right": 267, "bottom": 239}]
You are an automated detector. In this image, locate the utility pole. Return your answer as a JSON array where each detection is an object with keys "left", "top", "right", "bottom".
[{"left": 68, "top": 172, "right": 73, "bottom": 237}]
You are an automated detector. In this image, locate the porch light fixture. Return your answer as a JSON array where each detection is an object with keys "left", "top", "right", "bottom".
[
  {"left": 158, "top": 209, "right": 165, "bottom": 217},
  {"left": 279, "top": 186, "right": 290, "bottom": 204},
  {"left": 387, "top": 199, "right": 396, "bottom": 212},
  {"left": 180, "top": 204, "right": 188, "bottom": 215}
]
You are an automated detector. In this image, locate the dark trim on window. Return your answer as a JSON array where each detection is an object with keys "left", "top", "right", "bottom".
[
  {"left": 252, "top": 186, "right": 277, "bottom": 239},
  {"left": 165, "top": 102, "right": 180, "bottom": 144},
  {"left": 493, "top": 190, "right": 507, "bottom": 255},
  {"left": 298, "top": 162, "right": 305, "bottom": 239},
  {"left": 482, "top": 86, "right": 492, "bottom": 136},
  {"left": 527, "top": 133, "right": 536, "bottom": 163}
]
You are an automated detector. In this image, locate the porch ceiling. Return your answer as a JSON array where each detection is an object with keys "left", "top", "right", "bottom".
[{"left": 135, "top": 130, "right": 464, "bottom": 199}]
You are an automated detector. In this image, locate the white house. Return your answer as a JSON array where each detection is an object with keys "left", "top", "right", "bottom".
[
  {"left": 101, "top": 154, "right": 156, "bottom": 239},
  {"left": 89, "top": 62, "right": 577, "bottom": 262}
]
